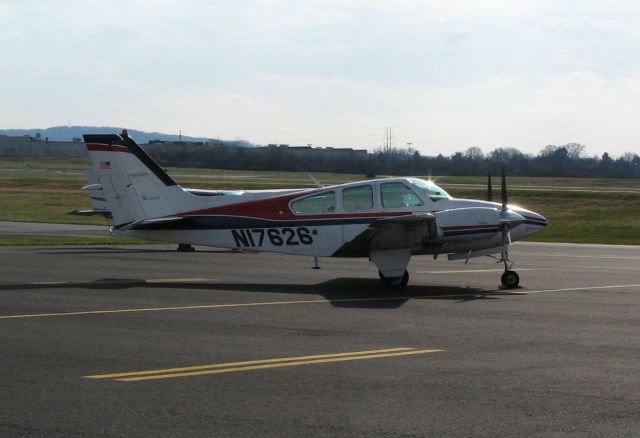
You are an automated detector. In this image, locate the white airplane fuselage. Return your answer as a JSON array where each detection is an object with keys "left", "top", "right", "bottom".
[
  {"left": 115, "top": 178, "right": 546, "bottom": 257},
  {"left": 83, "top": 132, "right": 547, "bottom": 288}
]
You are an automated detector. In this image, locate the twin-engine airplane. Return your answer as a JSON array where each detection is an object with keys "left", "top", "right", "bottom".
[{"left": 83, "top": 130, "right": 548, "bottom": 289}]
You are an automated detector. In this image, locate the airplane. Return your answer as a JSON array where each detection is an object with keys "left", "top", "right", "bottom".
[{"left": 82, "top": 130, "right": 548, "bottom": 289}]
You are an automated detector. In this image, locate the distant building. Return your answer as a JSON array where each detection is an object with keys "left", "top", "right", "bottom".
[
  {"left": 0, "top": 135, "right": 369, "bottom": 162},
  {"left": 0, "top": 135, "right": 88, "bottom": 157}
]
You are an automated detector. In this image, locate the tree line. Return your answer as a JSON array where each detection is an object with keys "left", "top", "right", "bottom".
[{"left": 149, "top": 142, "right": 640, "bottom": 178}]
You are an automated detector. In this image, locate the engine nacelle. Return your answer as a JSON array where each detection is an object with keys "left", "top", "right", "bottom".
[{"left": 434, "top": 207, "right": 502, "bottom": 240}]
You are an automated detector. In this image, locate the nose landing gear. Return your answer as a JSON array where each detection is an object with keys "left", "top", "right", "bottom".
[
  {"left": 379, "top": 270, "right": 409, "bottom": 289},
  {"left": 499, "top": 248, "right": 519, "bottom": 289},
  {"left": 501, "top": 270, "right": 520, "bottom": 288}
]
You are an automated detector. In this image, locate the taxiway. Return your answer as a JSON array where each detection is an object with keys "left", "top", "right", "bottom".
[{"left": 1, "top": 242, "right": 640, "bottom": 436}]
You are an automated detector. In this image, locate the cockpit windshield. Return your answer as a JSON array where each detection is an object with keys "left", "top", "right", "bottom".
[{"left": 408, "top": 178, "right": 451, "bottom": 201}]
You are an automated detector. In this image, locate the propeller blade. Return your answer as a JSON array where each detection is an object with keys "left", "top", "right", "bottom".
[
  {"left": 501, "top": 166, "right": 508, "bottom": 211},
  {"left": 487, "top": 173, "right": 493, "bottom": 202}
]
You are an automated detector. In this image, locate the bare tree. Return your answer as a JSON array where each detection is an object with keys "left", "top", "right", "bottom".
[
  {"left": 563, "top": 143, "right": 586, "bottom": 159},
  {"left": 464, "top": 146, "right": 484, "bottom": 160}
]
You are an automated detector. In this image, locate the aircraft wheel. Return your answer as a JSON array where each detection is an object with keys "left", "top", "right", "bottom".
[
  {"left": 379, "top": 270, "right": 409, "bottom": 289},
  {"left": 501, "top": 270, "right": 520, "bottom": 288}
]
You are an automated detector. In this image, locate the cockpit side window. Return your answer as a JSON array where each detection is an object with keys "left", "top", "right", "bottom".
[
  {"left": 291, "top": 191, "right": 336, "bottom": 214},
  {"left": 380, "top": 183, "right": 424, "bottom": 208},
  {"left": 342, "top": 185, "right": 373, "bottom": 211},
  {"left": 408, "top": 178, "right": 451, "bottom": 201}
]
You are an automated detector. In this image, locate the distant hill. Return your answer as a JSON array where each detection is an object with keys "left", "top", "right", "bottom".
[{"left": 0, "top": 126, "right": 255, "bottom": 146}]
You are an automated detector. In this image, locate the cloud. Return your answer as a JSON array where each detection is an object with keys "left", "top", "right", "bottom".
[
  {"left": 5, "top": 0, "right": 640, "bottom": 156},
  {"left": 446, "top": 32, "right": 471, "bottom": 44}
]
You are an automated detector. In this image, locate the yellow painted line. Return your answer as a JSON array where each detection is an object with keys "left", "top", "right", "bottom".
[
  {"left": 0, "top": 298, "right": 331, "bottom": 320},
  {"left": 4, "top": 284, "right": 640, "bottom": 321},
  {"left": 522, "top": 284, "right": 640, "bottom": 295},
  {"left": 146, "top": 278, "right": 213, "bottom": 283},
  {"left": 115, "top": 349, "right": 444, "bottom": 382},
  {"left": 514, "top": 252, "right": 640, "bottom": 261},
  {"left": 85, "top": 347, "right": 414, "bottom": 379},
  {"left": 30, "top": 278, "right": 215, "bottom": 286},
  {"left": 417, "top": 268, "right": 536, "bottom": 274}
]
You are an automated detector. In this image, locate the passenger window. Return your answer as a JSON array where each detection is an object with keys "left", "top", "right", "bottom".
[
  {"left": 291, "top": 191, "right": 336, "bottom": 214},
  {"left": 343, "top": 185, "right": 373, "bottom": 211},
  {"left": 381, "top": 183, "right": 423, "bottom": 208}
]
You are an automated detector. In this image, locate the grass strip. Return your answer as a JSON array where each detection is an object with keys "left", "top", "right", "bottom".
[{"left": 0, "top": 236, "right": 148, "bottom": 246}]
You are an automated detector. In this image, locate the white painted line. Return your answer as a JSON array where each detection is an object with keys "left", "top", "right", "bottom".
[
  {"left": 417, "top": 269, "right": 536, "bottom": 274},
  {"left": 514, "top": 252, "right": 640, "bottom": 261}
]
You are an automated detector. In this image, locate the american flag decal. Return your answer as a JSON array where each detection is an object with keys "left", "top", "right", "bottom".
[{"left": 99, "top": 161, "right": 111, "bottom": 169}]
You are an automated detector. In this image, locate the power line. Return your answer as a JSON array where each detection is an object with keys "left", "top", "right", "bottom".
[{"left": 271, "top": 131, "right": 386, "bottom": 144}]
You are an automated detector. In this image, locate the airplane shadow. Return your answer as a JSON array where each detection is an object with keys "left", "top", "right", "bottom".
[{"left": 0, "top": 277, "right": 523, "bottom": 309}]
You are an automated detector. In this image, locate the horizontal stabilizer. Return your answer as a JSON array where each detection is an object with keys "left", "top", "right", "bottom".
[
  {"left": 115, "top": 216, "right": 186, "bottom": 232},
  {"left": 81, "top": 183, "right": 103, "bottom": 191},
  {"left": 67, "top": 209, "right": 112, "bottom": 218}
]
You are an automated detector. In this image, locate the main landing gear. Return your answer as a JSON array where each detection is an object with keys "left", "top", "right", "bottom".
[{"left": 379, "top": 270, "right": 409, "bottom": 289}]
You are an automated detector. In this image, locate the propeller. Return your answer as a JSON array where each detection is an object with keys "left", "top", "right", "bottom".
[
  {"left": 487, "top": 172, "right": 493, "bottom": 202},
  {"left": 501, "top": 166, "right": 508, "bottom": 212},
  {"left": 498, "top": 167, "right": 524, "bottom": 257}
]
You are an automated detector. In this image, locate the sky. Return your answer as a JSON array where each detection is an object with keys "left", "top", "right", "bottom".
[{"left": 2, "top": 0, "right": 640, "bottom": 157}]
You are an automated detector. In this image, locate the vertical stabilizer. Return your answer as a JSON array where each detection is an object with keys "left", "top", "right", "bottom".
[{"left": 83, "top": 132, "right": 193, "bottom": 227}]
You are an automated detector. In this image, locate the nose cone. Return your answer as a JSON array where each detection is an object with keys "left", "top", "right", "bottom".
[
  {"left": 500, "top": 209, "right": 526, "bottom": 228},
  {"left": 512, "top": 207, "right": 548, "bottom": 236}
]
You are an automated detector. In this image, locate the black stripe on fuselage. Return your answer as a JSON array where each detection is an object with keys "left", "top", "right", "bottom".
[
  {"left": 442, "top": 228, "right": 499, "bottom": 237},
  {"left": 523, "top": 220, "right": 548, "bottom": 227}
]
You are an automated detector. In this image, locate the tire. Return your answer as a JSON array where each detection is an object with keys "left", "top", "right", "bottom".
[
  {"left": 501, "top": 270, "right": 520, "bottom": 288},
  {"left": 379, "top": 270, "right": 409, "bottom": 289}
]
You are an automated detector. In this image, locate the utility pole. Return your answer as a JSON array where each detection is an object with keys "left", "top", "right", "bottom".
[{"left": 385, "top": 126, "right": 392, "bottom": 152}]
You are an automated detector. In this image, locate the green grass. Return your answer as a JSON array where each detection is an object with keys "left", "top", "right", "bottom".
[
  {"left": 453, "top": 187, "right": 640, "bottom": 244},
  {"left": 2, "top": 156, "right": 640, "bottom": 245},
  {"left": 0, "top": 236, "right": 148, "bottom": 246}
]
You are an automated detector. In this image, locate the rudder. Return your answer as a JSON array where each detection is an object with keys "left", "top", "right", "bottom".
[{"left": 83, "top": 131, "right": 190, "bottom": 227}]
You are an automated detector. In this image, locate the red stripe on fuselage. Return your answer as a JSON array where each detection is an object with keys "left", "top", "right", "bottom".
[
  {"left": 86, "top": 143, "right": 132, "bottom": 154},
  {"left": 523, "top": 215, "right": 547, "bottom": 224}
]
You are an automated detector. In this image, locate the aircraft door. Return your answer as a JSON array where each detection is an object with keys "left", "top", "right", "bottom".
[{"left": 341, "top": 184, "right": 375, "bottom": 249}]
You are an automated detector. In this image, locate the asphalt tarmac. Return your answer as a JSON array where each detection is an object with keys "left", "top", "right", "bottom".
[
  {"left": 0, "top": 221, "right": 110, "bottom": 239},
  {"left": 1, "top": 241, "right": 640, "bottom": 436}
]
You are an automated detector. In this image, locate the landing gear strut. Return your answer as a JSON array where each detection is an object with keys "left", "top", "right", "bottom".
[{"left": 379, "top": 270, "right": 409, "bottom": 289}]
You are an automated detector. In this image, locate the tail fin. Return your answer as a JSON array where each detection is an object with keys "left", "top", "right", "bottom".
[{"left": 83, "top": 131, "right": 193, "bottom": 227}]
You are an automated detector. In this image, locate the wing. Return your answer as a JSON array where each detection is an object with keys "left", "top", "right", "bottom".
[{"left": 334, "top": 213, "right": 438, "bottom": 257}]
